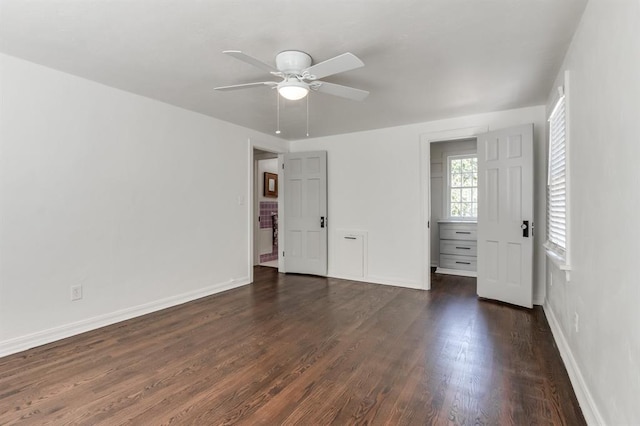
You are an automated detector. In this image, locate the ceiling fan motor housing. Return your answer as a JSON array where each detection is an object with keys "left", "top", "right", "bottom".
[{"left": 276, "top": 51, "right": 312, "bottom": 74}]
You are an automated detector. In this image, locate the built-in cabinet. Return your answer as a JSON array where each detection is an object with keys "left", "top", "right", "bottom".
[{"left": 436, "top": 221, "right": 477, "bottom": 277}]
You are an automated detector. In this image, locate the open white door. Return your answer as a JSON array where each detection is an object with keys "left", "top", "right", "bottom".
[
  {"left": 477, "top": 124, "right": 534, "bottom": 308},
  {"left": 281, "top": 151, "right": 328, "bottom": 276}
]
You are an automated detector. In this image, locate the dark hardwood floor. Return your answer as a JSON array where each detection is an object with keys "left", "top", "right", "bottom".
[{"left": 0, "top": 267, "right": 584, "bottom": 425}]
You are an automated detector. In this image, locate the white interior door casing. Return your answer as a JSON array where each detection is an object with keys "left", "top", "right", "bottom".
[
  {"left": 281, "top": 151, "right": 328, "bottom": 276},
  {"left": 477, "top": 124, "right": 534, "bottom": 308}
]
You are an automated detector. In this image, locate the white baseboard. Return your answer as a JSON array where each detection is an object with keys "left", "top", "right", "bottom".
[
  {"left": 543, "top": 302, "right": 605, "bottom": 426},
  {"left": 435, "top": 267, "right": 477, "bottom": 278},
  {"left": 0, "top": 277, "right": 251, "bottom": 359}
]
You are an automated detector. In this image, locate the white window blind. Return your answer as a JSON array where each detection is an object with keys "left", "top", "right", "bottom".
[{"left": 547, "top": 93, "right": 566, "bottom": 255}]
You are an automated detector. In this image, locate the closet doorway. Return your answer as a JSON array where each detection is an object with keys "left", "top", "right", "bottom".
[
  {"left": 421, "top": 124, "right": 535, "bottom": 308},
  {"left": 429, "top": 138, "right": 478, "bottom": 277}
]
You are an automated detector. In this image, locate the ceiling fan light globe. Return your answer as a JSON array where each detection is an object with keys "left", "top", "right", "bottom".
[{"left": 278, "top": 83, "right": 309, "bottom": 101}]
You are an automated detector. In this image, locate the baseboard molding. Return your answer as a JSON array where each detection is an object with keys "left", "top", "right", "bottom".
[
  {"left": 543, "top": 302, "right": 605, "bottom": 426},
  {"left": 0, "top": 277, "right": 251, "bottom": 359},
  {"left": 435, "top": 267, "right": 477, "bottom": 278}
]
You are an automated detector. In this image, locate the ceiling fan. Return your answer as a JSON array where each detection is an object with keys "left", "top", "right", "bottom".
[{"left": 214, "top": 50, "right": 369, "bottom": 102}]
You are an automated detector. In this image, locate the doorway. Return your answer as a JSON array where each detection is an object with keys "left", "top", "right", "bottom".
[
  {"left": 420, "top": 126, "right": 487, "bottom": 291},
  {"left": 421, "top": 124, "right": 535, "bottom": 308},
  {"left": 253, "top": 149, "right": 280, "bottom": 268},
  {"left": 429, "top": 138, "right": 478, "bottom": 277}
]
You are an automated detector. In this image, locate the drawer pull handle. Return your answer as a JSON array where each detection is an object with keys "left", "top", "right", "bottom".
[
  {"left": 456, "top": 261, "right": 471, "bottom": 265},
  {"left": 344, "top": 236, "right": 357, "bottom": 240},
  {"left": 455, "top": 231, "right": 471, "bottom": 234},
  {"left": 455, "top": 246, "right": 471, "bottom": 250}
]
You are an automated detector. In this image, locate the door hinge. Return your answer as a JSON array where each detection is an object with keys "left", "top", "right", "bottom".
[
  {"left": 282, "top": 164, "right": 285, "bottom": 169},
  {"left": 282, "top": 251, "right": 285, "bottom": 257},
  {"left": 428, "top": 220, "right": 430, "bottom": 228}
]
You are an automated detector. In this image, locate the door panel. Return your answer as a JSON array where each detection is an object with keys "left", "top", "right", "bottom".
[
  {"left": 282, "top": 151, "right": 327, "bottom": 275},
  {"left": 477, "top": 124, "right": 534, "bottom": 308}
]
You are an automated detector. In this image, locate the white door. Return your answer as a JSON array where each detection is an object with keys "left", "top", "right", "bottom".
[
  {"left": 281, "top": 151, "right": 328, "bottom": 275},
  {"left": 477, "top": 124, "right": 534, "bottom": 308}
]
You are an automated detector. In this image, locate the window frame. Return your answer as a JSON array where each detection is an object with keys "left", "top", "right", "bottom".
[
  {"left": 545, "top": 70, "right": 571, "bottom": 279},
  {"left": 445, "top": 153, "right": 478, "bottom": 220}
]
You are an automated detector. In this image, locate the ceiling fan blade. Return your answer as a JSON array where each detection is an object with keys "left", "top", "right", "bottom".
[
  {"left": 214, "top": 81, "right": 277, "bottom": 91},
  {"left": 303, "top": 52, "right": 364, "bottom": 80},
  {"left": 223, "top": 50, "right": 277, "bottom": 73},
  {"left": 315, "top": 81, "right": 369, "bottom": 101}
]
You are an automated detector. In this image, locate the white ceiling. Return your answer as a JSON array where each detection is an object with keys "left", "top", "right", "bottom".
[{"left": 0, "top": 0, "right": 587, "bottom": 140}]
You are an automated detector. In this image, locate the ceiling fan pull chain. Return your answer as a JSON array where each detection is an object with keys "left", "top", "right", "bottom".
[
  {"left": 306, "top": 95, "right": 310, "bottom": 137},
  {"left": 275, "top": 91, "right": 281, "bottom": 135}
]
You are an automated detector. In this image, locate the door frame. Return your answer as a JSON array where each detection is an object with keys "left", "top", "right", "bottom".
[
  {"left": 248, "top": 138, "right": 288, "bottom": 284},
  {"left": 419, "top": 125, "right": 488, "bottom": 290}
]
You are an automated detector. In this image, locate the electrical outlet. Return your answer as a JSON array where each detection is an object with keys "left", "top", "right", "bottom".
[
  {"left": 71, "top": 285, "right": 83, "bottom": 301},
  {"left": 573, "top": 311, "right": 579, "bottom": 333}
]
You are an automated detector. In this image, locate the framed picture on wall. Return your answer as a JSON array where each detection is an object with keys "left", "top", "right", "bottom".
[{"left": 264, "top": 172, "right": 278, "bottom": 198}]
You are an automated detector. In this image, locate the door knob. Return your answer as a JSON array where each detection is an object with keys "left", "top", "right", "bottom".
[{"left": 521, "top": 220, "right": 529, "bottom": 238}]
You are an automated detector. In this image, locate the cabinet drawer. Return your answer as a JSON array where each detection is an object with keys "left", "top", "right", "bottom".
[
  {"left": 440, "top": 254, "right": 477, "bottom": 271},
  {"left": 440, "top": 240, "right": 477, "bottom": 257},
  {"left": 439, "top": 223, "right": 477, "bottom": 240}
]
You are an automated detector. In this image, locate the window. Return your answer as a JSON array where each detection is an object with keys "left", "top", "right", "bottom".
[
  {"left": 447, "top": 154, "right": 478, "bottom": 218},
  {"left": 547, "top": 91, "right": 567, "bottom": 256}
]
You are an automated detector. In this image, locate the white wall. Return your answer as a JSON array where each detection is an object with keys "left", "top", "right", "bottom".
[
  {"left": 290, "top": 105, "right": 546, "bottom": 298},
  {"left": 543, "top": 1, "right": 640, "bottom": 424},
  {"left": 430, "top": 139, "right": 477, "bottom": 266},
  {"left": 0, "top": 53, "right": 287, "bottom": 355}
]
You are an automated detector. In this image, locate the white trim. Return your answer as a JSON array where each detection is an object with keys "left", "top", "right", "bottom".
[
  {"left": 278, "top": 154, "right": 286, "bottom": 273},
  {"left": 419, "top": 139, "right": 431, "bottom": 290},
  {"left": 564, "top": 71, "right": 572, "bottom": 278},
  {"left": 546, "top": 71, "right": 571, "bottom": 281},
  {"left": 0, "top": 277, "right": 250, "bottom": 358},
  {"left": 544, "top": 243, "right": 571, "bottom": 269},
  {"left": 544, "top": 246, "right": 571, "bottom": 282},
  {"left": 435, "top": 267, "right": 477, "bottom": 278},
  {"left": 543, "top": 302, "right": 605, "bottom": 426},
  {"left": 248, "top": 138, "right": 288, "bottom": 281}
]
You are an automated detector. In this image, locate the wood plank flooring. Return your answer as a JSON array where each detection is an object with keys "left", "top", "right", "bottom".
[{"left": 0, "top": 267, "right": 585, "bottom": 425}]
